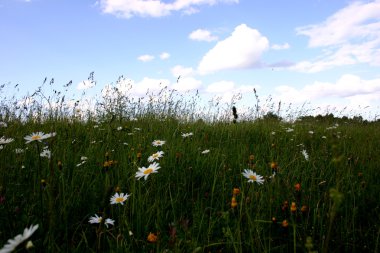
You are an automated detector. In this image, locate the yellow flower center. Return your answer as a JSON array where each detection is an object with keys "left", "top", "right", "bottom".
[
  {"left": 32, "top": 135, "right": 41, "bottom": 140},
  {"left": 115, "top": 197, "right": 124, "bottom": 203},
  {"left": 144, "top": 168, "right": 153, "bottom": 174},
  {"left": 249, "top": 175, "right": 257, "bottom": 181},
  {"left": 152, "top": 154, "right": 158, "bottom": 158},
  {"left": 156, "top": 141, "right": 161, "bottom": 144}
]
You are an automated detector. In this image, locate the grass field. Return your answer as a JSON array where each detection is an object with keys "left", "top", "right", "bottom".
[{"left": 0, "top": 86, "right": 379, "bottom": 252}]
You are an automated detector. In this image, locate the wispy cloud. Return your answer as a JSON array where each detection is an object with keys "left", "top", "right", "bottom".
[
  {"left": 99, "top": 0, "right": 239, "bottom": 19},
  {"left": 189, "top": 29, "right": 218, "bottom": 42},
  {"left": 293, "top": 0, "right": 380, "bottom": 72},
  {"left": 271, "top": 43, "right": 290, "bottom": 50},
  {"left": 197, "top": 24, "right": 269, "bottom": 74},
  {"left": 137, "top": 54, "right": 155, "bottom": 62}
]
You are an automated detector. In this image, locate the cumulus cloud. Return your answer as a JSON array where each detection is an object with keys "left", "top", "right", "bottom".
[
  {"left": 137, "top": 54, "right": 155, "bottom": 62},
  {"left": 159, "top": 52, "right": 170, "bottom": 60},
  {"left": 99, "top": 0, "right": 239, "bottom": 19},
  {"left": 189, "top": 29, "right": 218, "bottom": 42},
  {"left": 172, "top": 77, "right": 202, "bottom": 91},
  {"left": 77, "top": 80, "right": 96, "bottom": 90},
  {"left": 197, "top": 24, "right": 269, "bottom": 74},
  {"left": 293, "top": 0, "right": 380, "bottom": 72},
  {"left": 274, "top": 74, "right": 380, "bottom": 107}
]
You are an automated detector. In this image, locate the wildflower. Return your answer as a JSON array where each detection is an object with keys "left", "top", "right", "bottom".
[
  {"left": 0, "top": 224, "right": 38, "bottom": 253},
  {"left": 242, "top": 169, "right": 264, "bottom": 184},
  {"left": 270, "top": 162, "right": 278, "bottom": 170},
  {"left": 148, "top": 151, "right": 164, "bottom": 162},
  {"left": 137, "top": 152, "right": 142, "bottom": 162},
  {"left": 147, "top": 232, "right": 158, "bottom": 243},
  {"left": 152, "top": 140, "right": 165, "bottom": 147},
  {"left": 117, "top": 126, "right": 123, "bottom": 131},
  {"left": 301, "top": 205, "right": 308, "bottom": 213},
  {"left": 201, "top": 149, "right": 210, "bottom": 154},
  {"left": 40, "top": 148, "right": 51, "bottom": 159},
  {"left": 110, "top": 192, "right": 131, "bottom": 205},
  {"left": 249, "top": 154, "right": 255, "bottom": 161},
  {"left": 88, "top": 214, "right": 115, "bottom": 228},
  {"left": 290, "top": 202, "right": 297, "bottom": 213},
  {"left": 301, "top": 149, "right": 309, "bottom": 160},
  {"left": 134, "top": 128, "right": 141, "bottom": 131},
  {"left": 308, "top": 130, "right": 314, "bottom": 134},
  {"left": 231, "top": 196, "right": 238, "bottom": 208},
  {"left": 321, "top": 136, "right": 327, "bottom": 139},
  {"left": 24, "top": 132, "right": 56, "bottom": 144},
  {"left": 232, "top": 188, "right": 240, "bottom": 195},
  {"left": 271, "top": 217, "right": 277, "bottom": 224},
  {"left": 285, "top": 128, "right": 294, "bottom": 133},
  {"left": 25, "top": 240, "right": 34, "bottom": 250},
  {"left": 295, "top": 183, "right": 301, "bottom": 192},
  {"left": 181, "top": 132, "right": 193, "bottom": 138},
  {"left": 40, "top": 179, "right": 47, "bottom": 189},
  {"left": 0, "top": 137, "right": 14, "bottom": 145},
  {"left": 135, "top": 162, "right": 160, "bottom": 180},
  {"left": 281, "top": 220, "right": 289, "bottom": 228},
  {"left": 271, "top": 131, "right": 276, "bottom": 135},
  {"left": 0, "top": 122, "right": 7, "bottom": 128}
]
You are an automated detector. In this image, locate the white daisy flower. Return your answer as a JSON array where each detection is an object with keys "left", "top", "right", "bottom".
[
  {"left": 148, "top": 151, "right": 164, "bottom": 162},
  {"left": 24, "top": 132, "right": 56, "bottom": 144},
  {"left": 0, "top": 224, "right": 38, "bottom": 253},
  {"left": 301, "top": 149, "right": 309, "bottom": 161},
  {"left": 117, "top": 126, "right": 123, "bottom": 131},
  {"left": 88, "top": 214, "right": 114, "bottom": 228},
  {"left": 152, "top": 140, "right": 165, "bottom": 147},
  {"left": 15, "top": 148, "right": 24, "bottom": 154},
  {"left": 40, "top": 148, "right": 51, "bottom": 159},
  {"left": 0, "top": 122, "right": 7, "bottom": 128},
  {"left": 242, "top": 169, "right": 264, "bottom": 184},
  {"left": 181, "top": 132, "right": 193, "bottom": 138},
  {"left": 135, "top": 162, "right": 160, "bottom": 180},
  {"left": 0, "top": 137, "right": 14, "bottom": 145},
  {"left": 201, "top": 149, "right": 210, "bottom": 154},
  {"left": 110, "top": 192, "right": 131, "bottom": 205}
]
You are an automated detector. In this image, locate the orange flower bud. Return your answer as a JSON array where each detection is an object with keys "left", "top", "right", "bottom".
[
  {"left": 231, "top": 197, "right": 238, "bottom": 208},
  {"left": 232, "top": 188, "right": 240, "bottom": 195},
  {"left": 295, "top": 183, "right": 301, "bottom": 192},
  {"left": 147, "top": 232, "right": 158, "bottom": 243},
  {"left": 282, "top": 220, "right": 289, "bottom": 228},
  {"left": 290, "top": 202, "right": 297, "bottom": 213}
]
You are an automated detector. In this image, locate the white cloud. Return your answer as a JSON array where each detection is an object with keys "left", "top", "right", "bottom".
[
  {"left": 159, "top": 52, "right": 170, "bottom": 60},
  {"left": 293, "top": 1, "right": 380, "bottom": 72},
  {"left": 198, "top": 24, "right": 269, "bottom": 74},
  {"left": 77, "top": 80, "right": 96, "bottom": 90},
  {"left": 206, "top": 80, "right": 235, "bottom": 93},
  {"left": 204, "top": 80, "right": 259, "bottom": 103},
  {"left": 137, "top": 54, "right": 155, "bottom": 62},
  {"left": 99, "top": 0, "right": 239, "bottom": 19},
  {"left": 171, "top": 65, "right": 194, "bottom": 77},
  {"left": 274, "top": 74, "right": 380, "bottom": 106},
  {"left": 271, "top": 43, "right": 290, "bottom": 50},
  {"left": 172, "top": 77, "right": 202, "bottom": 91},
  {"left": 189, "top": 29, "right": 218, "bottom": 42}
]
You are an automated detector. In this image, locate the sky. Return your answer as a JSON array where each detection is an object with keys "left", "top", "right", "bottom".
[{"left": 1, "top": 0, "right": 380, "bottom": 120}]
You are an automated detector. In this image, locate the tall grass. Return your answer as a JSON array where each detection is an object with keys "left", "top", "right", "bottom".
[{"left": 0, "top": 79, "right": 379, "bottom": 252}]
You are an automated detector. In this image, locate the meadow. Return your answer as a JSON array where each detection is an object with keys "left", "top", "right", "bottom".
[{"left": 0, "top": 82, "right": 379, "bottom": 252}]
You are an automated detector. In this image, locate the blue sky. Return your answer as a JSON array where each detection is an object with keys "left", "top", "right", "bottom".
[{"left": 1, "top": 0, "right": 380, "bottom": 119}]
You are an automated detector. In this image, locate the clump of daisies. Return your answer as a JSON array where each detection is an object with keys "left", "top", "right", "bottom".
[{"left": 88, "top": 214, "right": 115, "bottom": 228}]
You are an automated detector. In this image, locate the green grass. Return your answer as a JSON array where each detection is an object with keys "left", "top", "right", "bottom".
[{"left": 0, "top": 85, "right": 379, "bottom": 252}]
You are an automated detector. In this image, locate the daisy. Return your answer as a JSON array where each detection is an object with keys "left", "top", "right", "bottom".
[
  {"left": 242, "top": 169, "right": 264, "bottom": 184},
  {"left": 88, "top": 214, "right": 115, "bottom": 228},
  {"left": 148, "top": 151, "right": 164, "bottom": 162},
  {"left": 152, "top": 140, "right": 165, "bottom": 147},
  {"left": 301, "top": 149, "right": 309, "bottom": 160},
  {"left": 24, "top": 132, "right": 56, "bottom": 144},
  {"left": 110, "top": 192, "right": 131, "bottom": 205},
  {"left": 135, "top": 162, "right": 160, "bottom": 180},
  {"left": 40, "top": 148, "right": 51, "bottom": 159},
  {"left": 201, "top": 149, "right": 210, "bottom": 154},
  {"left": 0, "top": 137, "right": 14, "bottom": 145},
  {"left": 0, "top": 224, "right": 38, "bottom": 253},
  {"left": 181, "top": 132, "right": 193, "bottom": 138}
]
